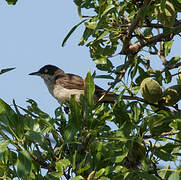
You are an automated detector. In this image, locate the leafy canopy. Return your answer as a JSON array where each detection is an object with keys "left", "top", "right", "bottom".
[{"left": 1, "top": 0, "right": 181, "bottom": 179}]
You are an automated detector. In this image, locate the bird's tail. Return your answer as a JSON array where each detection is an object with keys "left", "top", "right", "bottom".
[
  {"left": 94, "top": 85, "right": 118, "bottom": 103},
  {"left": 99, "top": 92, "right": 118, "bottom": 103}
]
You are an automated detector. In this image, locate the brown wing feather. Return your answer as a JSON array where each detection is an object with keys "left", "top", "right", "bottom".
[
  {"left": 55, "top": 73, "right": 84, "bottom": 90},
  {"left": 55, "top": 73, "right": 117, "bottom": 103}
]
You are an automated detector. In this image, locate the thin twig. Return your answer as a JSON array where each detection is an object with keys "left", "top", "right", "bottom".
[
  {"left": 30, "top": 152, "right": 55, "bottom": 172},
  {"left": 165, "top": 137, "right": 181, "bottom": 143},
  {"left": 160, "top": 61, "right": 181, "bottom": 73},
  {"left": 143, "top": 130, "right": 181, "bottom": 139},
  {"left": 157, "top": 28, "right": 167, "bottom": 66},
  {"left": 46, "top": 132, "right": 56, "bottom": 161},
  {"left": 121, "top": 0, "right": 152, "bottom": 54},
  {"left": 152, "top": 161, "right": 163, "bottom": 180}
]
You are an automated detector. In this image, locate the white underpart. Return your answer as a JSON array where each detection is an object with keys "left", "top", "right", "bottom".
[
  {"left": 41, "top": 74, "right": 84, "bottom": 103},
  {"left": 52, "top": 84, "right": 84, "bottom": 102}
]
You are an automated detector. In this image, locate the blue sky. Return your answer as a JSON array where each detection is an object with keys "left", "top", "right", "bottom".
[
  {"left": 0, "top": 0, "right": 96, "bottom": 115},
  {"left": 0, "top": 0, "right": 180, "bottom": 117},
  {"left": 1, "top": 0, "right": 181, "bottom": 172}
]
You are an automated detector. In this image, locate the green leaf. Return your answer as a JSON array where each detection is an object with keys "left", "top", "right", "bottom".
[
  {"left": 0, "top": 98, "right": 16, "bottom": 127},
  {"left": 49, "top": 172, "right": 63, "bottom": 178},
  {"left": 55, "top": 159, "right": 71, "bottom": 177},
  {"left": 0, "top": 99, "right": 14, "bottom": 115},
  {"left": 96, "top": 59, "right": 114, "bottom": 72},
  {"left": 3, "top": 149, "right": 17, "bottom": 166},
  {"left": 129, "top": 102, "right": 142, "bottom": 123},
  {"left": 25, "top": 130, "right": 42, "bottom": 144},
  {"left": 155, "top": 1, "right": 176, "bottom": 27},
  {"left": 0, "top": 67, "right": 15, "bottom": 75},
  {"left": 62, "top": 19, "right": 87, "bottom": 47},
  {"left": 99, "top": 177, "right": 110, "bottom": 180},
  {"left": 77, "top": 165, "right": 90, "bottom": 174},
  {"left": 85, "top": 21, "right": 97, "bottom": 29},
  {"left": 70, "top": 176, "right": 84, "bottom": 180},
  {"left": 137, "top": 172, "right": 159, "bottom": 180},
  {"left": 148, "top": 114, "right": 172, "bottom": 136},
  {"left": 79, "top": 27, "right": 93, "bottom": 46},
  {"left": 95, "top": 168, "right": 105, "bottom": 178},
  {"left": 167, "top": 56, "right": 181, "bottom": 66},
  {"left": 101, "top": 5, "right": 115, "bottom": 18},
  {"left": 85, "top": 70, "right": 95, "bottom": 106},
  {"left": 172, "top": 0, "right": 181, "bottom": 11},
  {"left": 163, "top": 40, "right": 173, "bottom": 56},
  {"left": 113, "top": 102, "right": 130, "bottom": 126},
  {"left": 169, "top": 172, "right": 180, "bottom": 180},
  {"left": 26, "top": 99, "right": 50, "bottom": 118},
  {"left": 77, "top": 5, "right": 82, "bottom": 18},
  {"left": 97, "top": 30, "right": 109, "bottom": 41},
  {"left": 115, "top": 152, "right": 128, "bottom": 163},
  {"left": 69, "top": 96, "right": 82, "bottom": 129},
  {"left": 17, "top": 150, "right": 32, "bottom": 178},
  {"left": 94, "top": 57, "right": 107, "bottom": 65},
  {"left": 0, "top": 140, "right": 10, "bottom": 160},
  {"left": 95, "top": 75, "right": 114, "bottom": 80},
  {"left": 56, "top": 159, "right": 70, "bottom": 171},
  {"left": 5, "top": 0, "right": 17, "bottom": 5},
  {"left": 165, "top": 70, "right": 172, "bottom": 83},
  {"left": 45, "top": 174, "right": 60, "bottom": 180},
  {"left": 130, "top": 60, "right": 138, "bottom": 79},
  {"left": 159, "top": 165, "right": 171, "bottom": 179},
  {"left": 154, "top": 148, "right": 173, "bottom": 161},
  {"left": 63, "top": 125, "right": 77, "bottom": 142}
]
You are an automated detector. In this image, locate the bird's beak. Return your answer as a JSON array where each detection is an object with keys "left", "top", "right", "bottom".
[{"left": 29, "top": 71, "right": 41, "bottom": 76}]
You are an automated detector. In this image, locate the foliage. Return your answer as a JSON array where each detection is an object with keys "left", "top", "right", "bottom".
[
  {"left": 1, "top": 0, "right": 181, "bottom": 179},
  {"left": 5, "top": 0, "right": 17, "bottom": 5}
]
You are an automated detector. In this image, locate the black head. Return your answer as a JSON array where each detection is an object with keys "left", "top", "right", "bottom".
[{"left": 29, "top": 65, "right": 64, "bottom": 76}]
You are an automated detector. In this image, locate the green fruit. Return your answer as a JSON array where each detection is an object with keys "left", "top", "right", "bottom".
[
  {"left": 178, "top": 69, "right": 181, "bottom": 80},
  {"left": 140, "top": 78, "right": 162, "bottom": 103},
  {"left": 162, "top": 85, "right": 181, "bottom": 106}
]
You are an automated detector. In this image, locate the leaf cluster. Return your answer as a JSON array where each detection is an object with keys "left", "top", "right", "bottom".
[
  {"left": 0, "top": 72, "right": 181, "bottom": 179},
  {"left": 2, "top": 0, "right": 181, "bottom": 179}
]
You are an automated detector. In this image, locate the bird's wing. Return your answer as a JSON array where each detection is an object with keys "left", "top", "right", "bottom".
[
  {"left": 55, "top": 73, "right": 85, "bottom": 90},
  {"left": 55, "top": 73, "right": 117, "bottom": 103}
]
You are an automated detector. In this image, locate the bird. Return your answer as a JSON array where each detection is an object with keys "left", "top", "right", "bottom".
[{"left": 29, "top": 65, "right": 117, "bottom": 104}]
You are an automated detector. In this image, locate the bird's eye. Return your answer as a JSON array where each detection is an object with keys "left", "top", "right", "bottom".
[{"left": 44, "top": 69, "right": 48, "bottom": 73}]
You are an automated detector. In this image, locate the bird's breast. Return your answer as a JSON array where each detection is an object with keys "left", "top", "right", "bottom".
[{"left": 51, "top": 84, "right": 84, "bottom": 102}]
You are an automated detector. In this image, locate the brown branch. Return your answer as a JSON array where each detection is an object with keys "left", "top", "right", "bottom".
[
  {"left": 46, "top": 132, "right": 56, "bottom": 161},
  {"left": 139, "top": 58, "right": 154, "bottom": 71},
  {"left": 143, "top": 130, "right": 181, "bottom": 139},
  {"left": 160, "top": 61, "right": 181, "bottom": 73},
  {"left": 127, "top": 0, "right": 151, "bottom": 38},
  {"left": 31, "top": 153, "right": 55, "bottom": 172},
  {"left": 122, "top": 95, "right": 175, "bottom": 113},
  {"left": 157, "top": 29, "right": 167, "bottom": 66},
  {"left": 151, "top": 45, "right": 167, "bottom": 66},
  {"left": 128, "top": 23, "right": 181, "bottom": 54},
  {"left": 152, "top": 161, "right": 163, "bottom": 180},
  {"left": 165, "top": 137, "right": 181, "bottom": 143},
  {"left": 121, "top": 0, "right": 152, "bottom": 54}
]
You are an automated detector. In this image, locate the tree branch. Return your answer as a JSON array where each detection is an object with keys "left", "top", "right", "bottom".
[
  {"left": 127, "top": 23, "right": 181, "bottom": 54},
  {"left": 143, "top": 130, "right": 181, "bottom": 139},
  {"left": 121, "top": 0, "right": 152, "bottom": 54}
]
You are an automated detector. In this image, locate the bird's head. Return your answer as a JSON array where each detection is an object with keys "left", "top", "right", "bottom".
[{"left": 29, "top": 65, "right": 64, "bottom": 82}]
